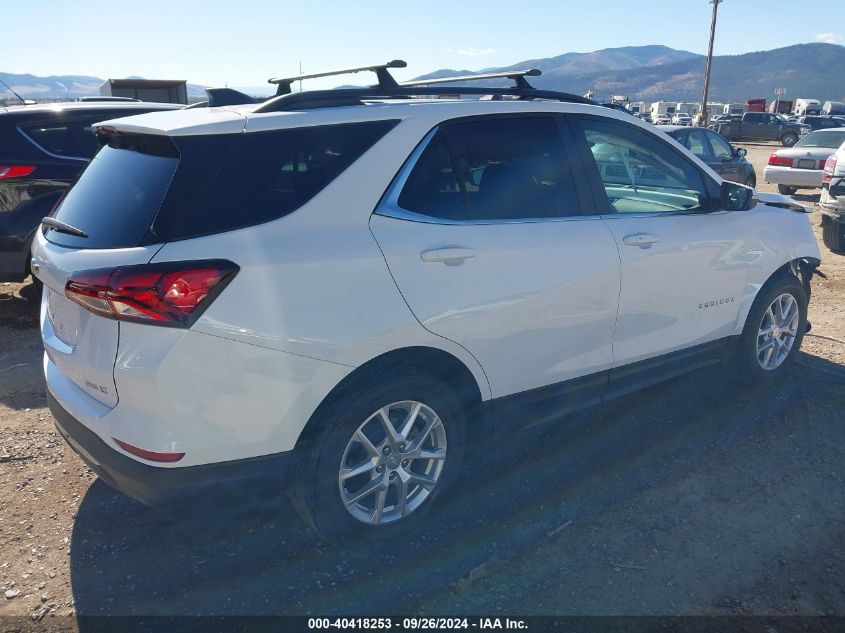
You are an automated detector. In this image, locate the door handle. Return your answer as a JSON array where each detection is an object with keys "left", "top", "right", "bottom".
[
  {"left": 622, "top": 233, "right": 660, "bottom": 248},
  {"left": 420, "top": 247, "right": 476, "bottom": 264}
]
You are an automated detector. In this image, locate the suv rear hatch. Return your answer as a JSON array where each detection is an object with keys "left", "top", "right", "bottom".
[{"left": 34, "top": 133, "right": 186, "bottom": 407}]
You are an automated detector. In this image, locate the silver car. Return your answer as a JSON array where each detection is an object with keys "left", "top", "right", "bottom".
[{"left": 763, "top": 128, "right": 845, "bottom": 195}]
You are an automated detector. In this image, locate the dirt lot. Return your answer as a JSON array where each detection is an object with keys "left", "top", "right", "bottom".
[{"left": 1, "top": 143, "right": 843, "bottom": 625}]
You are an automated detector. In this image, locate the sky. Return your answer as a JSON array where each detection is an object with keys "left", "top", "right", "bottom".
[{"left": 3, "top": 0, "right": 843, "bottom": 92}]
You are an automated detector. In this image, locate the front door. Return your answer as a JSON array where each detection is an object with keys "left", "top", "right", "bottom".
[{"left": 572, "top": 115, "right": 751, "bottom": 392}]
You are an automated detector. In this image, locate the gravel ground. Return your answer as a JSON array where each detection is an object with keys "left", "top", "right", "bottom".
[{"left": 1, "top": 143, "right": 843, "bottom": 626}]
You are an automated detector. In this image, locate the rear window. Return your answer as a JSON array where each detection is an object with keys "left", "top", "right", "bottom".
[
  {"left": 47, "top": 135, "right": 181, "bottom": 248},
  {"left": 46, "top": 120, "right": 397, "bottom": 248}
]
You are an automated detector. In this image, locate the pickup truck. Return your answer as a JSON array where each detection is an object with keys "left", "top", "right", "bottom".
[{"left": 710, "top": 111, "right": 811, "bottom": 147}]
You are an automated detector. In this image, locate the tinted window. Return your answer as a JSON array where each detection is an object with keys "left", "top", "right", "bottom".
[
  {"left": 398, "top": 117, "right": 581, "bottom": 221},
  {"left": 744, "top": 113, "right": 764, "bottom": 124},
  {"left": 707, "top": 131, "right": 734, "bottom": 160},
  {"left": 172, "top": 120, "right": 397, "bottom": 239},
  {"left": 579, "top": 117, "right": 707, "bottom": 214},
  {"left": 47, "top": 135, "right": 180, "bottom": 248},
  {"left": 20, "top": 116, "right": 102, "bottom": 159}
]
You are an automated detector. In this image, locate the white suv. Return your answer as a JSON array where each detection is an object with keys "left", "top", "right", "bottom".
[{"left": 32, "top": 63, "right": 821, "bottom": 542}]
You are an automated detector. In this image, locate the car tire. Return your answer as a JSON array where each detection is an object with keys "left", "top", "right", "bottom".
[
  {"left": 290, "top": 367, "right": 467, "bottom": 544},
  {"left": 732, "top": 273, "right": 807, "bottom": 382},
  {"left": 822, "top": 218, "right": 845, "bottom": 253},
  {"left": 745, "top": 174, "right": 757, "bottom": 188},
  {"left": 778, "top": 184, "right": 797, "bottom": 195},
  {"left": 781, "top": 133, "right": 798, "bottom": 147}
]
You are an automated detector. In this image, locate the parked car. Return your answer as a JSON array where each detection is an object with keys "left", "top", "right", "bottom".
[
  {"left": 711, "top": 111, "right": 810, "bottom": 147},
  {"left": 796, "top": 115, "right": 845, "bottom": 131},
  {"left": 671, "top": 112, "right": 692, "bottom": 126},
  {"left": 820, "top": 142, "right": 845, "bottom": 252},
  {"left": 32, "top": 65, "right": 821, "bottom": 542},
  {"left": 763, "top": 128, "right": 845, "bottom": 195},
  {"left": 0, "top": 101, "right": 181, "bottom": 286},
  {"left": 663, "top": 126, "right": 756, "bottom": 187},
  {"left": 653, "top": 114, "right": 671, "bottom": 125}
]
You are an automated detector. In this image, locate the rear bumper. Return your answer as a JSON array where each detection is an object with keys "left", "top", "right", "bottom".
[
  {"left": 763, "top": 166, "right": 823, "bottom": 188},
  {"left": 48, "top": 391, "right": 292, "bottom": 508}
]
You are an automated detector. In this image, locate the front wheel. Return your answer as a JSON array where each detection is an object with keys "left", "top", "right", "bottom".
[
  {"left": 822, "top": 218, "right": 845, "bottom": 253},
  {"left": 732, "top": 274, "right": 807, "bottom": 381},
  {"left": 781, "top": 133, "right": 798, "bottom": 147},
  {"left": 744, "top": 174, "right": 757, "bottom": 188},
  {"left": 778, "top": 184, "right": 797, "bottom": 195},
  {"left": 291, "top": 369, "right": 467, "bottom": 544}
]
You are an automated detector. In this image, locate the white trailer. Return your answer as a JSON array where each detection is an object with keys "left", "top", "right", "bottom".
[
  {"left": 676, "top": 102, "right": 699, "bottom": 116},
  {"left": 626, "top": 101, "right": 647, "bottom": 115},
  {"left": 794, "top": 99, "right": 821, "bottom": 116},
  {"left": 650, "top": 101, "right": 677, "bottom": 119},
  {"left": 723, "top": 103, "right": 746, "bottom": 116}
]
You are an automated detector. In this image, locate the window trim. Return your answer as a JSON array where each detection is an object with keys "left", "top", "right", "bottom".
[
  {"left": 375, "top": 113, "right": 596, "bottom": 225},
  {"left": 569, "top": 113, "right": 721, "bottom": 217},
  {"left": 17, "top": 125, "right": 90, "bottom": 163}
]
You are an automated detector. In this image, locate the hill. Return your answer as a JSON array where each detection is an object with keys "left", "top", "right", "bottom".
[{"left": 415, "top": 43, "right": 845, "bottom": 102}]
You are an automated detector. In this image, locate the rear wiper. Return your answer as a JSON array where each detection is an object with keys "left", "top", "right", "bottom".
[{"left": 41, "top": 217, "right": 88, "bottom": 238}]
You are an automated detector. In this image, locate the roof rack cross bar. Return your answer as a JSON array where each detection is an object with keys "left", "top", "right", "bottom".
[
  {"left": 400, "top": 68, "right": 541, "bottom": 90},
  {"left": 269, "top": 60, "right": 407, "bottom": 96}
]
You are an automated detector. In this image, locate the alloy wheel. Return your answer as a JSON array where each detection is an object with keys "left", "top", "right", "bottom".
[
  {"left": 338, "top": 401, "right": 447, "bottom": 525},
  {"left": 756, "top": 293, "right": 799, "bottom": 370}
]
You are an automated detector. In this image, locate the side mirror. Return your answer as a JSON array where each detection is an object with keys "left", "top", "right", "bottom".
[
  {"left": 721, "top": 180, "right": 754, "bottom": 211},
  {"left": 735, "top": 147, "right": 747, "bottom": 158}
]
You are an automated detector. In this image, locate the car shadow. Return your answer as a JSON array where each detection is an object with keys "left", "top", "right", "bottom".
[{"left": 68, "top": 353, "right": 845, "bottom": 622}]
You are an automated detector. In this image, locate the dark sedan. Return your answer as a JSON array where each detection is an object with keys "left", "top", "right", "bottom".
[
  {"left": 0, "top": 100, "right": 181, "bottom": 285},
  {"left": 662, "top": 125, "right": 756, "bottom": 187}
]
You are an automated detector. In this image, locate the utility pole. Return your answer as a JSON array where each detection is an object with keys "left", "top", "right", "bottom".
[{"left": 699, "top": 0, "right": 722, "bottom": 126}]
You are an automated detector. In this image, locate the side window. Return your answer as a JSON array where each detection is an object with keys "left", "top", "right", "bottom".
[
  {"left": 707, "top": 131, "right": 734, "bottom": 160},
  {"left": 578, "top": 117, "right": 708, "bottom": 214},
  {"left": 398, "top": 117, "right": 581, "bottom": 221},
  {"left": 19, "top": 117, "right": 100, "bottom": 159},
  {"left": 172, "top": 120, "right": 399, "bottom": 239},
  {"left": 682, "top": 130, "right": 709, "bottom": 158},
  {"left": 744, "top": 113, "right": 763, "bottom": 124}
]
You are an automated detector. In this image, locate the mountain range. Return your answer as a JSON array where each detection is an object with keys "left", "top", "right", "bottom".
[{"left": 2, "top": 43, "right": 844, "bottom": 104}]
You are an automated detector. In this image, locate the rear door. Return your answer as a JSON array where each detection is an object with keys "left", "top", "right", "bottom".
[{"left": 371, "top": 114, "right": 621, "bottom": 403}]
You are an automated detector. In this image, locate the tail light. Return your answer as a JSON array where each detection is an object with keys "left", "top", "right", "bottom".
[
  {"left": 0, "top": 165, "right": 35, "bottom": 180},
  {"left": 823, "top": 156, "right": 837, "bottom": 184},
  {"left": 768, "top": 154, "right": 794, "bottom": 167},
  {"left": 65, "top": 260, "right": 238, "bottom": 327}
]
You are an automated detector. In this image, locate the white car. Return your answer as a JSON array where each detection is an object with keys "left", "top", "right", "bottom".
[
  {"left": 764, "top": 128, "right": 845, "bottom": 195},
  {"left": 820, "top": 141, "right": 845, "bottom": 251},
  {"left": 653, "top": 114, "right": 672, "bottom": 125},
  {"left": 32, "top": 63, "right": 821, "bottom": 542},
  {"left": 671, "top": 113, "right": 692, "bottom": 126}
]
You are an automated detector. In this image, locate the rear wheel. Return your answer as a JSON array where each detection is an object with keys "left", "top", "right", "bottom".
[
  {"left": 291, "top": 369, "right": 467, "bottom": 544},
  {"left": 781, "top": 132, "right": 798, "bottom": 147},
  {"left": 732, "top": 274, "right": 807, "bottom": 382},
  {"left": 822, "top": 218, "right": 845, "bottom": 253},
  {"left": 778, "top": 184, "right": 797, "bottom": 195}
]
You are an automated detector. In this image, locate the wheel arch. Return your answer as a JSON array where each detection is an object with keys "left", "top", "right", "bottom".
[
  {"left": 739, "top": 256, "right": 818, "bottom": 334},
  {"left": 292, "top": 345, "right": 487, "bottom": 455}
]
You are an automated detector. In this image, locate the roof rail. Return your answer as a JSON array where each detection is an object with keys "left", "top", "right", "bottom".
[
  {"left": 401, "top": 69, "right": 542, "bottom": 90},
  {"left": 268, "top": 60, "right": 407, "bottom": 96},
  {"left": 253, "top": 85, "right": 594, "bottom": 114}
]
